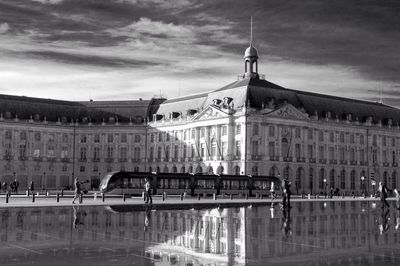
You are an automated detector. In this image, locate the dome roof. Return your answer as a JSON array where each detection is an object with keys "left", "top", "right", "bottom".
[{"left": 244, "top": 45, "right": 258, "bottom": 58}]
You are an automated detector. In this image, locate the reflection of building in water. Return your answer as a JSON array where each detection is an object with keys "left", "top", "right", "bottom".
[
  {"left": 0, "top": 203, "right": 400, "bottom": 265},
  {"left": 144, "top": 207, "right": 246, "bottom": 265}
]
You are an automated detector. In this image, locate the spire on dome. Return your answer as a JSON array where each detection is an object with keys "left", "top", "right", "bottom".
[{"left": 243, "top": 17, "right": 259, "bottom": 78}]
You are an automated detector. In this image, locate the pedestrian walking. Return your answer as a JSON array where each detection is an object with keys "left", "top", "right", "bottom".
[
  {"left": 29, "top": 180, "right": 34, "bottom": 196},
  {"left": 281, "top": 178, "right": 291, "bottom": 209},
  {"left": 378, "top": 181, "right": 390, "bottom": 209},
  {"left": 14, "top": 179, "right": 19, "bottom": 194},
  {"left": 270, "top": 181, "right": 276, "bottom": 200},
  {"left": 144, "top": 177, "right": 152, "bottom": 204},
  {"left": 72, "top": 177, "right": 82, "bottom": 204},
  {"left": 394, "top": 188, "right": 400, "bottom": 210}
]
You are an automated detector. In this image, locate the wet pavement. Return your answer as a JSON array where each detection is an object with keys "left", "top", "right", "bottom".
[{"left": 0, "top": 199, "right": 400, "bottom": 265}]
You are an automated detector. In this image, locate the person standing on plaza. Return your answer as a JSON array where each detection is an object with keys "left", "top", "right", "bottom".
[
  {"left": 72, "top": 177, "right": 82, "bottom": 204},
  {"left": 2, "top": 181, "right": 7, "bottom": 193},
  {"left": 14, "top": 179, "right": 19, "bottom": 194},
  {"left": 281, "top": 178, "right": 291, "bottom": 208},
  {"left": 28, "top": 180, "right": 34, "bottom": 196},
  {"left": 378, "top": 181, "right": 390, "bottom": 209},
  {"left": 144, "top": 177, "right": 152, "bottom": 204}
]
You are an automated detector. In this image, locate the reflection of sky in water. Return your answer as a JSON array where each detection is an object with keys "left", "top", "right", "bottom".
[{"left": 0, "top": 202, "right": 400, "bottom": 265}]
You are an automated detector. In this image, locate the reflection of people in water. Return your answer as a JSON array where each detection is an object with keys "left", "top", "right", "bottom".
[
  {"left": 281, "top": 207, "right": 292, "bottom": 239},
  {"left": 73, "top": 206, "right": 87, "bottom": 229},
  {"left": 396, "top": 209, "right": 400, "bottom": 230},
  {"left": 376, "top": 207, "right": 391, "bottom": 235},
  {"left": 144, "top": 205, "right": 152, "bottom": 231}
]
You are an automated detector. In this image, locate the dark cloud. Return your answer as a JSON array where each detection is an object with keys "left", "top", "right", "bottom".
[{"left": 11, "top": 50, "right": 161, "bottom": 68}]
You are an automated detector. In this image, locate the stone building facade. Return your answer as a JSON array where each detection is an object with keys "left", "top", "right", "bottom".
[{"left": 1, "top": 42, "right": 400, "bottom": 194}]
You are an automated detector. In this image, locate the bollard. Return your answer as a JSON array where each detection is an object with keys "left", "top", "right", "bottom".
[
  {"left": 26, "top": 190, "right": 29, "bottom": 197},
  {"left": 79, "top": 194, "right": 83, "bottom": 204},
  {"left": 260, "top": 194, "right": 263, "bottom": 199},
  {"left": 308, "top": 194, "right": 311, "bottom": 199},
  {"left": 213, "top": 193, "right": 216, "bottom": 201},
  {"left": 61, "top": 189, "right": 64, "bottom": 197},
  {"left": 32, "top": 193, "right": 35, "bottom": 202},
  {"left": 5, "top": 193, "right": 9, "bottom": 203},
  {"left": 180, "top": 193, "right": 183, "bottom": 201},
  {"left": 162, "top": 192, "right": 165, "bottom": 201},
  {"left": 94, "top": 192, "right": 97, "bottom": 201},
  {"left": 198, "top": 193, "right": 200, "bottom": 200},
  {"left": 102, "top": 193, "right": 105, "bottom": 202},
  {"left": 123, "top": 194, "right": 126, "bottom": 202},
  {"left": 142, "top": 192, "right": 145, "bottom": 202},
  {"left": 56, "top": 193, "right": 60, "bottom": 203},
  {"left": 245, "top": 193, "right": 248, "bottom": 200},
  {"left": 46, "top": 191, "right": 49, "bottom": 197},
  {"left": 230, "top": 194, "right": 233, "bottom": 200},
  {"left": 184, "top": 192, "right": 187, "bottom": 198},
  {"left": 164, "top": 192, "right": 167, "bottom": 200}
]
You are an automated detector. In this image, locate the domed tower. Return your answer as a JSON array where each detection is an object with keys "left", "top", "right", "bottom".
[{"left": 244, "top": 17, "right": 259, "bottom": 79}]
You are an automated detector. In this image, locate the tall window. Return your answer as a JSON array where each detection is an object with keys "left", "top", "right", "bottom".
[
  {"left": 93, "top": 147, "right": 100, "bottom": 161},
  {"left": 174, "top": 145, "right": 179, "bottom": 158},
  {"left": 222, "top": 126, "right": 227, "bottom": 136},
  {"left": 269, "top": 126, "right": 275, "bottom": 137},
  {"left": 149, "top": 147, "right": 154, "bottom": 160},
  {"left": 359, "top": 149, "right": 365, "bottom": 163},
  {"left": 350, "top": 170, "right": 356, "bottom": 190},
  {"left": 165, "top": 145, "right": 170, "bottom": 159},
  {"left": 253, "top": 123, "right": 259, "bottom": 136},
  {"left": 349, "top": 134, "right": 355, "bottom": 144},
  {"left": 329, "top": 147, "right": 335, "bottom": 160},
  {"left": 295, "top": 168, "right": 302, "bottom": 189},
  {"left": 339, "top": 132, "right": 345, "bottom": 143},
  {"left": 183, "top": 144, "right": 187, "bottom": 158},
  {"left": 107, "top": 134, "right": 113, "bottom": 143},
  {"left": 94, "top": 134, "right": 100, "bottom": 143},
  {"left": 330, "top": 169, "right": 335, "bottom": 188},
  {"left": 5, "top": 130, "right": 12, "bottom": 140},
  {"left": 295, "top": 128, "right": 301, "bottom": 138},
  {"left": 252, "top": 141, "right": 259, "bottom": 157},
  {"left": 339, "top": 147, "right": 345, "bottom": 161},
  {"left": 340, "top": 170, "right": 346, "bottom": 189},
  {"left": 308, "top": 145, "right": 313, "bottom": 159},
  {"left": 319, "top": 146, "right": 325, "bottom": 160},
  {"left": 269, "top": 142, "right": 275, "bottom": 157},
  {"left": 330, "top": 132, "right": 335, "bottom": 143},
  {"left": 235, "top": 141, "right": 241, "bottom": 157},
  {"left": 157, "top": 147, "right": 162, "bottom": 159},
  {"left": 80, "top": 147, "right": 87, "bottom": 161},
  {"left": 80, "top": 134, "right": 87, "bottom": 143},
  {"left": 307, "top": 129, "right": 313, "bottom": 140},
  {"left": 191, "top": 144, "right": 195, "bottom": 158},
  {"left": 200, "top": 143, "right": 205, "bottom": 157},
  {"left": 20, "top": 131, "right": 27, "bottom": 141},
  {"left": 359, "top": 135, "right": 364, "bottom": 145},
  {"left": 221, "top": 142, "right": 227, "bottom": 156},
  {"left": 393, "top": 151, "right": 396, "bottom": 164},
  {"left": 319, "top": 169, "right": 325, "bottom": 189},
  {"left": 107, "top": 146, "right": 113, "bottom": 159},
  {"left": 236, "top": 124, "right": 241, "bottom": 135},
  {"left": 392, "top": 172, "right": 397, "bottom": 189},
  {"left": 121, "top": 134, "right": 127, "bottom": 143},
  {"left": 350, "top": 148, "right": 355, "bottom": 162},
  {"left": 200, "top": 128, "right": 205, "bottom": 138},
  {"left": 120, "top": 147, "right": 127, "bottom": 160},
  {"left": 282, "top": 138, "right": 289, "bottom": 158},
  {"left": 134, "top": 147, "right": 140, "bottom": 160},
  {"left": 295, "top": 144, "right": 301, "bottom": 159},
  {"left": 318, "top": 131, "right": 324, "bottom": 142}
]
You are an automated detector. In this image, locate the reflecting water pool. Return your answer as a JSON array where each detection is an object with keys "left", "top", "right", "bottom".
[{"left": 0, "top": 201, "right": 400, "bottom": 265}]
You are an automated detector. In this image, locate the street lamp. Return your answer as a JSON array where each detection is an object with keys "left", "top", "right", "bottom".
[
  {"left": 323, "top": 178, "right": 327, "bottom": 198},
  {"left": 371, "top": 178, "right": 376, "bottom": 198},
  {"left": 361, "top": 176, "right": 365, "bottom": 197}
]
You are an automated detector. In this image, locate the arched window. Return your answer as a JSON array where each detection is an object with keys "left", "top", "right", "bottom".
[
  {"left": 234, "top": 166, "right": 240, "bottom": 175},
  {"left": 163, "top": 165, "right": 169, "bottom": 173},
  {"left": 195, "top": 165, "right": 203, "bottom": 174},
  {"left": 319, "top": 168, "right": 325, "bottom": 189},
  {"left": 269, "top": 166, "right": 278, "bottom": 177},
  {"left": 172, "top": 166, "right": 177, "bottom": 173},
  {"left": 340, "top": 169, "right": 346, "bottom": 189},
  {"left": 295, "top": 168, "right": 303, "bottom": 190},
  {"left": 148, "top": 166, "right": 152, "bottom": 173},
  {"left": 330, "top": 169, "right": 336, "bottom": 188},
  {"left": 309, "top": 168, "right": 314, "bottom": 193},
  {"left": 180, "top": 166, "right": 186, "bottom": 173},
  {"left": 207, "top": 166, "right": 214, "bottom": 174},
  {"left": 188, "top": 165, "right": 193, "bottom": 173},
  {"left": 350, "top": 170, "right": 356, "bottom": 190},
  {"left": 156, "top": 166, "right": 160, "bottom": 173}
]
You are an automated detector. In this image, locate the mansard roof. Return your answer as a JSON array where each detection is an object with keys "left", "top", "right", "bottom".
[
  {"left": 156, "top": 77, "right": 400, "bottom": 125},
  {"left": 0, "top": 94, "right": 164, "bottom": 124}
]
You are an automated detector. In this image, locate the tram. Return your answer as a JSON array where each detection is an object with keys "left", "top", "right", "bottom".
[{"left": 99, "top": 171, "right": 280, "bottom": 197}]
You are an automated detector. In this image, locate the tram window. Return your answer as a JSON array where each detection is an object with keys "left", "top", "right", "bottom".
[
  {"left": 231, "top": 181, "right": 239, "bottom": 189},
  {"left": 129, "top": 178, "right": 142, "bottom": 188}
]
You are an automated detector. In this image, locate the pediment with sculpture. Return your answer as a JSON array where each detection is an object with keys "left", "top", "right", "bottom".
[{"left": 265, "top": 104, "right": 310, "bottom": 120}]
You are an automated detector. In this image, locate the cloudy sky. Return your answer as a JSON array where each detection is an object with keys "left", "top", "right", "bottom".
[{"left": 0, "top": 0, "right": 399, "bottom": 106}]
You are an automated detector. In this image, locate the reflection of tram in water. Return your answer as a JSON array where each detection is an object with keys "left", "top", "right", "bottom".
[{"left": 99, "top": 171, "right": 280, "bottom": 197}]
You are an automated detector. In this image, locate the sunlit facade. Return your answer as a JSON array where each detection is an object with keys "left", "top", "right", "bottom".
[{"left": 1, "top": 43, "right": 400, "bottom": 194}]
